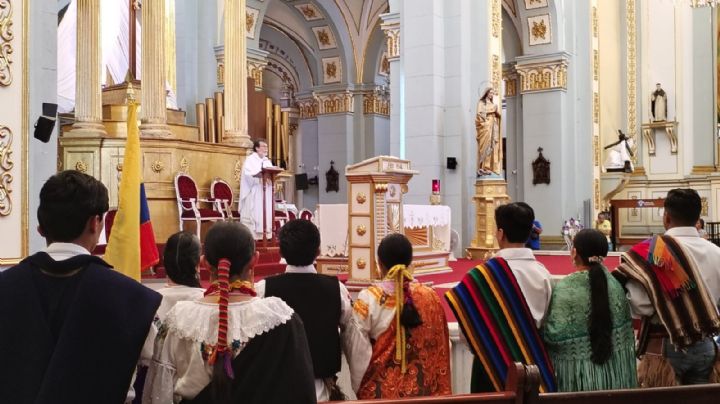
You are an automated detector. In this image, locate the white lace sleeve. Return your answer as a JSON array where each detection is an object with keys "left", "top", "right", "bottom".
[{"left": 142, "top": 330, "right": 178, "bottom": 404}]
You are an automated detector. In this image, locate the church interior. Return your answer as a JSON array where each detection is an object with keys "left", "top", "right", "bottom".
[{"left": 3, "top": 0, "right": 720, "bottom": 400}]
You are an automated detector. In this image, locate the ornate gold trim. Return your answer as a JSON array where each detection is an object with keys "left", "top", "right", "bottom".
[
  {"left": 380, "top": 21, "right": 400, "bottom": 61},
  {"left": 503, "top": 66, "right": 518, "bottom": 97},
  {"left": 362, "top": 90, "right": 389, "bottom": 116},
  {"left": 691, "top": 165, "right": 715, "bottom": 175},
  {"left": 626, "top": 0, "right": 637, "bottom": 163},
  {"left": 315, "top": 91, "right": 354, "bottom": 115},
  {"left": 179, "top": 155, "right": 189, "bottom": 172},
  {"left": 516, "top": 59, "right": 568, "bottom": 93},
  {"left": 356, "top": 224, "right": 366, "bottom": 236},
  {"left": 0, "top": 0, "right": 13, "bottom": 87},
  {"left": 356, "top": 192, "right": 366, "bottom": 204},
  {"left": 592, "top": 6, "right": 598, "bottom": 39},
  {"left": 356, "top": 257, "right": 366, "bottom": 270},
  {"left": 233, "top": 159, "right": 243, "bottom": 182},
  {"left": 297, "top": 98, "right": 318, "bottom": 119},
  {"left": 151, "top": 160, "right": 164, "bottom": 173},
  {"left": 492, "top": 0, "right": 501, "bottom": 38},
  {"left": 74, "top": 160, "right": 88, "bottom": 173},
  {"left": 0, "top": 125, "right": 13, "bottom": 216},
  {"left": 593, "top": 92, "right": 600, "bottom": 123},
  {"left": 492, "top": 54, "right": 501, "bottom": 93}
]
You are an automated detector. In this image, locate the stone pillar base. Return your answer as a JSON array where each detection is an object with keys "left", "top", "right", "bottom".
[
  {"left": 139, "top": 123, "right": 172, "bottom": 138},
  {"left": 69, "top": 122, "right": 107, "bottom": 137},
  {"left": 466, "top": 179, "right": 510, "bottom": 260},
  {"left": 223, "top": 130, "right": 253, "bottom": 149}
]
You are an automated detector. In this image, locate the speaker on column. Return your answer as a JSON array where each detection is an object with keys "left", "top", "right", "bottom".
[{"left": 34, "top": 103, "right": 58, "bottom": 143}]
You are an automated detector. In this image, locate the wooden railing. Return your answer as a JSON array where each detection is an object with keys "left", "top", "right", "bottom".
[{"left": 332, "top": 363, "right": 720, "bottom": 404}]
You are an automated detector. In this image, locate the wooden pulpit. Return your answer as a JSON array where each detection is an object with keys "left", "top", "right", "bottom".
[{"left": 260, "top": 166, "right": 284, "bottom": 246}]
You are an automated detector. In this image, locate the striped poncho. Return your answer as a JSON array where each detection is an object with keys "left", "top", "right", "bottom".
[{"left": 445, "top": 257, "right": 557, "bottom": 393}]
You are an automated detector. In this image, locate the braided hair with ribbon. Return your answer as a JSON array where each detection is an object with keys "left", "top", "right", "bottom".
[
  {"left": 202, "top": 222, "right": 257, "bottom": 402},
  {"left": 378, "top": 233, "right": 423, "bottom": 374}
]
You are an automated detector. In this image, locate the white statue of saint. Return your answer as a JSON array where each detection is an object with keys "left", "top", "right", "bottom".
[
  {"left": 651, "top": 83, "right": 667, "bottom": 122},
  {"left": 239, "top": 139, "right": 274, "bottom": 240},
  {"left": 603, "top": 130, "right": 634, "bottom": 173}
]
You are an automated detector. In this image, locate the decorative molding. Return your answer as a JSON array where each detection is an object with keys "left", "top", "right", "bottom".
[
  {"left": 74, "top": 160, "right": 88, "bottom": 173},
  {"left": 594, "top": 179, "right": 601, "bottom": 209},
  {"left": 492, "top": 0, "right": 501, "bottom": 38},
  {"left": 592, "top": 6, "right": 599, "bottom": 38},
  {"left": 312, "top": 26, "right": 337, "bottom": 50},
  {"left": 315, "top": 91, "right": 354, "bottom": 115},
  {"left": 322, "top": 56, "right": 342, "bottom": 84},
  {"left": 593, "top": 49, "right": 599, "bottom": 81},
  {"left": 691, "top": 165, "right": 715, "bottom": 175},
  {"left": 378, "top": 51, "right": 390, "bottom": 76},
  {"left": 380, "top": 15, "right": 400, "bottom": 61},
  {"left": 294, "top": 3, "right": 324, "bottom": 21},
  {"left": 701, "top": 197, "right": 709, "bottom": 217},
  {"left": 593, "top": 92, "right": 600, "bottom": 123},
  {"left": 593, "top": 136, "right": 600, "bottom": 167},
  {"left": 528, "top": 14, "right": 551, "bottom": 46},
  {"left": 246, "top": 7, "right": 259, "bottom": 39},
  {"left": 641, "top": 121, "right": 678, "bottom": 156},
  {"left": 516, "top": 58, "right": 567, "bottom": 93},
  {"left": 247, "top": 59, "right": 266, "bottom": 88},
  {"left": 179, "top": 155, "right": 189, "bottom": 172},
  {"left": 356, "top": 192, "right": 367, "bottom": 204},
  {"left": 233, "top": 159, "right": 243, "bottom": 182},
  {"left": 492, "top": 55, "right": 502, "bottom": 93},
  {"left": 363, "top": 91, "right": 389, "bottom": 116},
  {"left": 0, "top": 125, "right": 13, "bottom": 216},
  {"left": 356, "top": 224, "right": 366, "bottom": 236},
  {"left": 503, "top": 67, "right": 518, "bottom": 97},
  {"left": 151, "top": 160, "right": 164, "bottom": 173},
  {"left": 626, "top": 0, "right": 638, "bottom": 163},
  {"left": 524, "top": 0, "right": 548, "bottom": 9},
  {"left": 297, "top": 98, "right": 318, "bottom": 119},
  {"left": 0, "top": 0, "right": 13, "bottom": 87}
]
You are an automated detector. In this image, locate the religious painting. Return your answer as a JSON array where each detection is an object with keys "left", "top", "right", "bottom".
[
  {"left": 246, "top": 7, "right": 260, "bottom": 39},
  {"left": 527, "top": 14, "right": 551, "bottom": 46},
  {"left": 524, "top": 0, "right": 548, "bottom": 10},
  {"left": 322, "top": 57, "right": 342, "bottom": 84},
  {"left": 295, "top": 3, "right": 324, "bottom": 21},
  {"left": 312, "top": 26, "right": 337, "bottom": 50}
]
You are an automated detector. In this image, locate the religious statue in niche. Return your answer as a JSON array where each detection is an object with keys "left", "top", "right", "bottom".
[
  {"left": 531, "top": 147, "right": 551, "bottom": 185},
  {"left": 325, "top": 160, "right": 339, "bottom": 192},
  {"left": 651, "top": 83, "right": 668, "bottom": 122},
  {"left": 476, "top": 87, "right": 503, "bottom": 177},
  {"left": 604, "top": 130, "right": 634, "bottom": 173}
]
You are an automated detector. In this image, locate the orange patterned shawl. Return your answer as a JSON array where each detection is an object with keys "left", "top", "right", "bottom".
[{"left": 357, "top": 283, "right": 452, "bottom": 399}]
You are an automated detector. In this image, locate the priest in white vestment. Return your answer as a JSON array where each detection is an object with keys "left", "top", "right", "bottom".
[{"left": 240, "top": 140, "right": 274, "bottom": 240}]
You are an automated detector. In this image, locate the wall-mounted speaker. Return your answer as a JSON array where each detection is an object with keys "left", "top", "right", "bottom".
[
  {"left": 34, "top": 103, "right": 58, "bottom": 143},
  {"left": 446, "top": 157, "right": 458, "bottom": 170},
  {"left": 295, "top": 173, "right": 309, "bottom": 190}
]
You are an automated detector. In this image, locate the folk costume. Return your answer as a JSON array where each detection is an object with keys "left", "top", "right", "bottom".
[
  {"left": 344, "top": 265, "right": 452, "bottom": 399},
  {"left": 542, "top": 268, "right": 637, "bottom": 391},
  {"left": 256, "top": 264, "right": 352, "bottom": 401},
  {"left": 0, "top": 245, "right": 161, "bottom": 404},
  {"left": 143, "top": 259, "right": 315, "bottom": 403},
  {"left": 446, "top": 255, "right": 556, "bottom": 393},
  {"left": 616, "top": 228, "right": 720, "bottom": 386}
]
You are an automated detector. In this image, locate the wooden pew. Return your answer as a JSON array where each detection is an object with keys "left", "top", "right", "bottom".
[
  {"left": 525, "top": 364, "right": 720, "bottom": 404},
  {"left": 330, "top": 363, "right": 537, "bottom": 404}
]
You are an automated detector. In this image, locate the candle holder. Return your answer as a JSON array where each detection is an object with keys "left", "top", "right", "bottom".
[{"left": 430, "top": 179, "right": 442, "bottom": 205}]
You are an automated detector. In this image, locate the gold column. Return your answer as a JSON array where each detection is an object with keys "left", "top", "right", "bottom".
[
  {"left": 140, "top": 0, "right": 171, "bottom": 137},
  {"left": 223, "top": 0, "right": 252, "bottom": 148},
  {"left": 70, "top": 0, "right": 106, "bottom": 136}
]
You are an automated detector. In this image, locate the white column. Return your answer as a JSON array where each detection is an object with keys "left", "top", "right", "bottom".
[
  {"left": 380, "top": 12, "right": 401, "bottom": 157},
  {"left": 140, "top": 0, "right": 171, "bottom": 137},
  {"left": 70, "top": 0, "right": 106, "bottom": 136},
  {"left": 223, "top": 0, "right": 252, "bottom": 148}
]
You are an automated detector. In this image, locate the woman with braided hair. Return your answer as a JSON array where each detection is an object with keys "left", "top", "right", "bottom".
[
  {"left": 343, "top": 233, "right": 451, "bottom": 399},
  {"left": 143, "top": 222, "right": 315, "bottom": 403},
  {"left": 542, "top": 229, "right": 636, "bottom": 391}
]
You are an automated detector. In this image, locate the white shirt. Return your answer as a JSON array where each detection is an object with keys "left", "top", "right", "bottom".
[
  {"left": 626, "top": 226, "right": 720, "bottom": 317},
  {"left": 255, "top": 264, "right": 353, "bottom": 402},
  {"left": 495, "top": 248, "right": 553, "bottom": 328},
  {"left": 44, "top": 242, "right": 91, "bottom": 261}
]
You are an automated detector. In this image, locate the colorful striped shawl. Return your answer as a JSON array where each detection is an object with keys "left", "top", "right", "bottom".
[
  {"left": 617, "top": 235, "right": 720, "bottom": 350},
  {"left": 445, "top": 257, "right": 557, "bottom": 393}
]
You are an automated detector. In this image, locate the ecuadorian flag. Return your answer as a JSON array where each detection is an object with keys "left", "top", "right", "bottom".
[{"left": 105, "top": 102, "right": 159, "bottom": 281}]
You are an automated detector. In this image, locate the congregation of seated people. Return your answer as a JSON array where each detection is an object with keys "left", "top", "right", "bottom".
[{"left": 1, "top": 170, "right": 720, "bottom": 403}]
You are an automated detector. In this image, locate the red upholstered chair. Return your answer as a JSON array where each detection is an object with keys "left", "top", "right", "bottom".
[
  {"left": 210, "top": 178, "right": 240, "bottom": 221},
  {"left": 299, "top": 209, "right": 313, "bottom": 221},
  {"left": 174, "top": 173, "right": 223, "bottom": 237},
  {"left": 287, "top": 210, "right": 297, "bottom": 220}
]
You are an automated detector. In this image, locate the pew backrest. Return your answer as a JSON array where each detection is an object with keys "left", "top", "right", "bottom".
[{"left": 527, "top": 382, "right": 720, "bottom": 404}]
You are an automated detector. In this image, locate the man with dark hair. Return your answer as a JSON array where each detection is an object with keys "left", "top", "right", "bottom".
[
  {"left": 618, "top": 188, "right": 720, "bottom": 386},
  {"left": 447, "top": 202, "right": 555, "bottom": 393},
  {"left": 0, "top": 170, "right": 161, "bottom": 403},
  {"left": 255, "top": 219, "right": 352, "bottom": 401}
]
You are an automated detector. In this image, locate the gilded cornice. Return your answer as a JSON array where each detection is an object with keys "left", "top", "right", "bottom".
[
  {"left": 380, "top": 13, "right": 400, "bottom": 61},
  {"left": 315, "top": 91, "right": 354, "bottom": 115},
  {"left": 297, "top": 97, "right": 318, "bottom": 119},
  {"left": 0, "top": 0, "right": 13, "bottom": 87},
  {"left": 363, "top": 90, "right": 389, "bottom": 116},
  {"left": 502, "top": 65, "right": 518, "bottom": 98},
  {"left": 515, "top": 58, "right": 568, "bottom": 93},
  {"left": 626, "top": 0, "right": 638, "bottom": 161}
]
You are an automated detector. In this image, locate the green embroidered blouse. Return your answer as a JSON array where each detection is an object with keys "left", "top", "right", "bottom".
[{"left": 542, "top": 268, "right": 637, "bottom": 392}]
